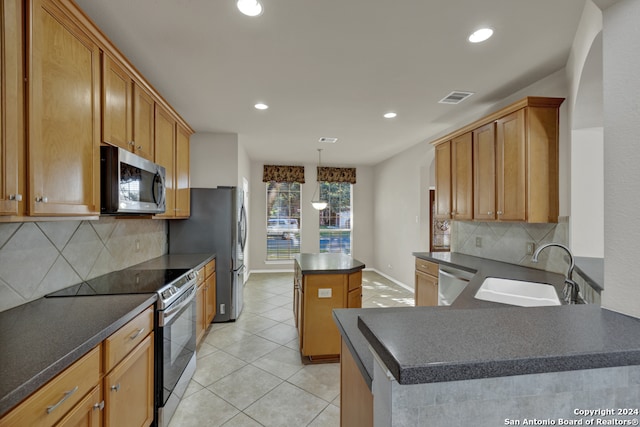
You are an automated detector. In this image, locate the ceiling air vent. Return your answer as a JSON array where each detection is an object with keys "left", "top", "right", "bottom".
[
  {"left": 319, "top": 137, "right": 338, "bottom": 143},
  {"left": 438, "top": 91, "right": 474, "bottom": 105}
]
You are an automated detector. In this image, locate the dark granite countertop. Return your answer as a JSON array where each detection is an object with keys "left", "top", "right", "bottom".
[
  {"left": 574, "top": 256, "right": 604, "bottom": 291},
  {"left": 358, "top": 304, "right": 640, "bottom": 385},
  {"left": 135, "top": 253, "right": 215, "bottom": 271},
  {"left": 335, "top": 252, "right": 640, "bottom": 390},
  {"left": 0, "top": 294, "right": 156, "bottom": 417},
  {"left": 294, "top": 253, "right": 365, "bottom": 274}
]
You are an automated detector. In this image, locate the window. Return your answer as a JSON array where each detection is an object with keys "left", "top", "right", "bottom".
[
  {"left": 266, "top": 182, "right": 301, "bottom": 260},
  {"left": 319, "top": 182, "right": 352, "bottom": 254}
]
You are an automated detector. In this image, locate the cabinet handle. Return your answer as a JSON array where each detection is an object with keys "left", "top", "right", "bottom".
[
  {"left": 110, "top": 383, "right": 121, "bottom": 392},
  {"left": 129, "top": 328, "right": 145, "bottom": 340},
  {"left": 137, "top": 145, "right": 142, "bottom": 150},
  {"left": 487, "top": 211, "right": 493, "bottom": 215},
  {"left": 46, "top": 386, "right": 78, "bottom": 414},
  {"left": 8, "top": 194, "right": 22, "bottom": 201},
  {"left": 128, "top": 141, "right": 135, "bottom": 146},
  {"left": 93, "top": 401, "right": 105, "bottom": 411},
  {"left": 497, "top": 211, "right": 503, "bottom": 215},
  {"left": 35, "top": 196, "right": 48, "bottom": 203}
]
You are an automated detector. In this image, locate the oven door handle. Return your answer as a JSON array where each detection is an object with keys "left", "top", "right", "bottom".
[{"left": 160, "top": 285, "right": 196, "bottom": 327}]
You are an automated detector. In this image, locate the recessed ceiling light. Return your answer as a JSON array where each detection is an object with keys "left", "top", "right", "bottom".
[
  {"left": 383, "top": 112, "right": 397, "bottom": 119},
  {"left": 468, "top": 28, "right": 493, "bottom": 43},
  {"left": 237, "top": 0, "right": 263, "bottom": 17},
  {"left": 254, "top": 103, "right": 269, "bottom": 110}
]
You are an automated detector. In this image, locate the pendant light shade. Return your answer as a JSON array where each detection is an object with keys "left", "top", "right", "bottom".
[{"left": 311, "top": 149, "right": 328, "bottom": 210}]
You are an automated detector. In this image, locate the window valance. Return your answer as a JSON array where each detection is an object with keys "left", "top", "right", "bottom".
[
  {"left": 317, "top": 167, "right": 356, "bottom": 184},
  {"left": 262, "top": 165, "right": 305, "bottom": 183}
]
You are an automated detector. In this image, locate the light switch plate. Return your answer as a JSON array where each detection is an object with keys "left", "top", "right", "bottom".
[{"left": 318, "top": 288, "right": 332, "bottom": 298}]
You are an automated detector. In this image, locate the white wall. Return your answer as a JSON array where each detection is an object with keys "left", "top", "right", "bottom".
[
  {"left": 190, "top": 132, "right": 239, "bottom": 188},
  {"left": 373, "top": 142, "right": 433, "bottom": 287},
  {"left": 248, "top": 160, "right": 374, "bottom": 272},
  {"left": 570, "top": 127, "right": 604, "bottom": 257},
  {"left": 601, "top": 0, "right": 640, "bottom": 318}
]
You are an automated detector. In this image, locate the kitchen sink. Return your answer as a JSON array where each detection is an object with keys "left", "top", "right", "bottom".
[{"left": 474, "top": 277, "right": 561, "bottom": 307}]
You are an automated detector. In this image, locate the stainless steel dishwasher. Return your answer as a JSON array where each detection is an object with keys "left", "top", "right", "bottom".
[{"left": 438, "top": 266, "right": 475, "bottom": 305}]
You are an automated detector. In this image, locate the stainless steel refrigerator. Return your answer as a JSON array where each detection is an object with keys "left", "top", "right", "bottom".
[{"left": 169, "top": 187, "right": 247, "bottom": 322}]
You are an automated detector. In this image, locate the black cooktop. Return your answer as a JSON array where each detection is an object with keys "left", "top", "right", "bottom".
[{"left": 46, "top": 268, "right": 191, "bottom": 297}]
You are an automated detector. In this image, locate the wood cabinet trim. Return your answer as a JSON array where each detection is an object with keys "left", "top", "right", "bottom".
[{"left": 430, "top": 97, "right": 564, "bottom": 148}]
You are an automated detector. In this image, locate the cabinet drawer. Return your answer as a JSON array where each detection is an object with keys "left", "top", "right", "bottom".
[
  {"left": 196, "top": 267, "right": 205, "bottom": 286},
  {"left": 415, "top": 259, "right": 439, "bottom": 276},
  {"left": 348, "top": 271, "right": 362, "bottom": 292},
  {"left": 104, "top": 306, "right": 153, "bottom": 372},
  {"left": 0, "top": 345, "right": 101, "bottom": 427},
  {"left": 205, "top": 259, "right": 216, "bottom": 278}
]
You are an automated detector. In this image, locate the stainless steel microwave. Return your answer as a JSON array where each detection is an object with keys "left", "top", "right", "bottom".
[{"left": 100, "top": 146, "right": 166, "bottom": 214}]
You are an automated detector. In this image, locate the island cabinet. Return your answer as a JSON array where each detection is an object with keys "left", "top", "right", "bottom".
[
  {"left": 415, "top": 258, "right": 439, "bottom": 306},
  {"left": 0, "top": 0, "right": 24, "bottom": 216},
  {"left": 293, "top": 254, "right": 365, "bottom": 361},
  {"left": 433, "top": 96, "right": 564, "bottom": 223},
  {"left": 0, "top": 306, "right": 154, "bottom": 427}
]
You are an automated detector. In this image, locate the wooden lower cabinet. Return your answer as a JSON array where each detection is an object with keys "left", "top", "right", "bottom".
[
  {"left": 104, "top": 334, "right": 154, "bottom": 427},
  {"left": 340, "top": 340, "right": 373, "bottom": 427},
  {"left": 55, "top": 386, "right": 102, "bottom": 427},
  {"left": 0, "top": 306, "right": 155, "bottom": 427},
  {"left": 415, "top": 258, "right": 439, "bottom": 306},
  {"left": 196, "top": 260, "right": 216, "bottom": 345}
]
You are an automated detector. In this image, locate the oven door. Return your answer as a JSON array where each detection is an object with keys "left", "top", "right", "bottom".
[{"left": 158, "top": 285, "right": 197, "bottom": 407}]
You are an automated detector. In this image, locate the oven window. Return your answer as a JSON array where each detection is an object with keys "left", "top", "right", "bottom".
[
  {"left": 162, "top": 298, "right": 196, "bottom": 402},
  {"left": 120, "top": 162, "right": 157, "bottom": 203}
]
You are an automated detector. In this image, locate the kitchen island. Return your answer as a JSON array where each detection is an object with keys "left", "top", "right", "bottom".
[
  {"left": 334, "top": 253, "right": 640, "bottom": 426},
  {"left": 294, "top": 253, "right": 365, "bottom": 361}
]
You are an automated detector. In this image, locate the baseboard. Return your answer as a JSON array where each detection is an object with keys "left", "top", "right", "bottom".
[{"left": 365, "top": 268, "right": 414, "bottom": 293}]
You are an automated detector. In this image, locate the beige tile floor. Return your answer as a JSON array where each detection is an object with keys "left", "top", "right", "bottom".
[{"left": 168, "top": 271, "right": 415, "bottom": 427}]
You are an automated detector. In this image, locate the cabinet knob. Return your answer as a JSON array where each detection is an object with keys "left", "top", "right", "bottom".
[
  {"left": 497, "top": 211, "right": 503, "bottom": 215},
  {"left": 8, "top": 194, "right": 22, "bottom": 201},
  {"left": 110, "top": 383, "right": 121, "bottom": 392},
  {"left": 137, "top": 145, "right": 142, "bottom": 150},
  {"left": 93, "top": 401, "right": 105, "bottom": 411},
  {"left": 487, "top": 211, "right": 493, "bottom": 215},
  {"left": 35, "top": 196, "right": 48, "bottom": 203},
  {"left": 128, "top": 141, "right": 135, "bottom": 146}
]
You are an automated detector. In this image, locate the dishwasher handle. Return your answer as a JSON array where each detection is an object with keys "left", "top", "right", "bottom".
[{"left": 439, "top": 269, "right": 472, "bottom": 282}]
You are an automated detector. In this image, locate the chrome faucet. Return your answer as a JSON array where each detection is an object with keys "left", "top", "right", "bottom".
[{"left": 532, "top": 243, "right": 580, "bottom": 304}]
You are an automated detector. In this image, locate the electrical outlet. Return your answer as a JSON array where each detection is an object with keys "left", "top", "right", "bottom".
[
  {"left": 135, "top": 239, "right": 140, "bottom": 252},
  {"left": 318, "top": 288, "right": 332, "bottom": 298},
  {"left": 476, "top": 237, "right": 482, "bottom": 248},
  {"left": 526, "top": 242, "right": 536, "bottom": 255}
]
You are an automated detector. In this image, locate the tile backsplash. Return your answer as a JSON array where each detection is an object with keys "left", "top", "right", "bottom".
[
  {"left": 451, "top": 219, "right": 569, "bottom": 275},
  {"left": 0, "top": 217, "right": 167, "bottom": 312}
]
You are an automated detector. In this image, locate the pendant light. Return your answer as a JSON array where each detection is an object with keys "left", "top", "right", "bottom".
[{"left": 311, "top": 149, "right": 328, "bottom": 210}]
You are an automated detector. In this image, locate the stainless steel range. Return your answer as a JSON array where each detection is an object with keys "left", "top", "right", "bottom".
[{"left": 47, "top": 267, "right": 198, "bottom": 427}]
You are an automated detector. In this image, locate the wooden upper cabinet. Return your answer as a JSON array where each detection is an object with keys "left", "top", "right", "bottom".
[
  {"left": 103, "top": 55, "right": 156, "bottom": 162},
  {"left": 0, "top": 0, "right": 24, "bottom": 216},
  {"left": 451, "top": 133, "right": 473, "bottom": 220},
  {"left": 133, "top": 85, "right": 155, "bottom": 160},
  {"left": 434, "top": 141, "right": 451, "bottom": 220},
  {"left": 154, "top": 104, "right": 176, "bottom": 218},
  {"left": 473, "top": 123, "right": 496, "bottom": 221},
  {"left": 175, "top": 124, "right": 191, "bottom": 218},
  {"left": 28, "top": 0, "right": 101, "bottom": 216},
  {"left": 433, "top": 97, "right": 563, "bottom": 224},
  {"left": 102, "top": 54, "right": 133, "bottom": 151},
  {"left": 496, "top": 109, "right": 527, "bottom": 221}
]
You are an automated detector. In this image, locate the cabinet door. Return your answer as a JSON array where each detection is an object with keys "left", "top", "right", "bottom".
[
  {"left": 175, "top": 124, "right": 190, "bottom": 218},
  {"left": 473, "top": 123, "right": 496, "bottom": 221},
  {"left": 28, "top": 0, "right": 101, "bottom": 216},
  {"left": 451, "top": 132, "right": 473, "bottom": 220},
  {"left": 415, "top": 271, "right": 438, "bottom": 307},
  {"left": 434, "top": 141, "right": 451, "bottom": 220},
  {"left": 154, "top": 105, "right": 175, "bottom": 217},
  {"left": 54, "top": 386, "right": 103, "bottom": 427},
  {"left": 347, "top": 288, "right": 362, "bottom": 308},
  {"left": 0, "top": 0, "right": 24, "bottom": 215},
  {"left": 102, "top": 54, "right": 133, "bottom": 150},
  {"left": 340, "top": 340, "right": 373, "bottom": 427},
  {"left": 133, "top": 84, "right": 155, "bottom": 160},
  {"left": 496, "top": 109, "right": 526, "bottom": 221},
  {"left": 204, "top": 273, "right": 216, "bottom": 325},
  {"left": 104, "top": 333, "right": 154, "bottom": 427},
  {"left": 302, "top": 274, "right": 344, "bottom": 357}
]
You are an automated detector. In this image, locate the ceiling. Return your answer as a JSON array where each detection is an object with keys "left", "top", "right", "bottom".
[{"left": 75, "top": 0, "right": 587, "bottom": 166}]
